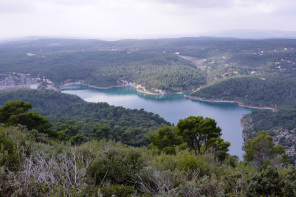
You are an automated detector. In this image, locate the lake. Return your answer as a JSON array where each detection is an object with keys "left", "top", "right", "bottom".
[{"left": 62, "top": 85, "right": 253, "bottom": 158}]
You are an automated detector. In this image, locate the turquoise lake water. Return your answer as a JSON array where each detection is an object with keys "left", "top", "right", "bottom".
[{"left": 62, "top": 85, "right": 253, "bottom": 158}]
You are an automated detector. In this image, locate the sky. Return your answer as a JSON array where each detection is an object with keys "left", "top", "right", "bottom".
[{"left": 1, "top": 0, "right": 296, "bottom": 40}]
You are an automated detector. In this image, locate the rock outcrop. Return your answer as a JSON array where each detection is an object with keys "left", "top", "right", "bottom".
[{"left": 0, "top": 73, "right": 57, "bottom": 91}]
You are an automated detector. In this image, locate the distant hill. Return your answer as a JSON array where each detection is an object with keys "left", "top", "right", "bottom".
[{"left": 206, "top": 29, "right": 296, "bottom": 39}]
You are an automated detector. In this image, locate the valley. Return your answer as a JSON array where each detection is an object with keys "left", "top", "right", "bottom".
[
  {"left": 1, "top": 37, "right": 296, "bottom": 196},
  {"left": 1, "top": 37, "right": 296, "bottom": 160}
]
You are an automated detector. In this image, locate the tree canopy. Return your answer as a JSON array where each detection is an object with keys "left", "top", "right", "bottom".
[
  {"left": 150, "top": 125, "right": 183, "bottom": 154},
  {"left": 243, "top": 131, "right": 289, "bottom": 167},
  {"left": 207, "top": 137, "right": 231, "bottom": 163},
  {"left": 0, "top": 100, "right": 54, "bottom": 136},
  {"left": 176, "top": 116, "right": 222, "bottom": 154},
  {"left": 0, "top": 100, "right": 32, "bottom": 123}
]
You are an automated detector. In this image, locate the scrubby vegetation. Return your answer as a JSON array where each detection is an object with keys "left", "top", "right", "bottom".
[{"left": 0, "top": 100, "right": 293, "bottom": 196}]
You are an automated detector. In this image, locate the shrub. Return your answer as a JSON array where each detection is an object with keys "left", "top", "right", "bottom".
[
  {"left": 175, "top": 150, "right": 211, "bottom": 176},
  {"left": 87, "top": 147, "right": 143, "bottom": 185},
  {"left": 0, "top": 129, "right": 22, "bottom": 171},
  {"left": 246, "top": 165, "right": 284, "bottom": 197}
]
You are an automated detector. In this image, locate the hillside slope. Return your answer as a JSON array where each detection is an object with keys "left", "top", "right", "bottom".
[{"left": 0, "top": 89, "right": 170, "bottom": 146}]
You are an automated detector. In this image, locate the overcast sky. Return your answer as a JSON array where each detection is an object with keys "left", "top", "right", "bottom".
[{"left": 1, "top": 0, "right": 296, "bottom": 40}]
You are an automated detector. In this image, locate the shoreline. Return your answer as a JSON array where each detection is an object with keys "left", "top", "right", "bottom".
[
  {"left": 61, "top": 82, "right": 276, "bottom": 112},
  {"left": 60, "top": 81, "right": 161, "bottom": 95},
  {"left": 60, "top": 81, "right": 188, "bottom": 96},
  {"left": 185, "top": 95, "right": 276, "bottom": 112},
  {"left": 60, "top": 81, "right": 130, "bottom": 90}
]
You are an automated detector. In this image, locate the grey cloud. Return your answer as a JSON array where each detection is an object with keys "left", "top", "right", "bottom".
[
  {"left": 235, "top": 0, "right": 294, "bottom": 11},
  {"left": 46, "top": 0, "right": 100, "bottom": 7},
  {"left": 0, "top": 0, "right": 99, "bottom": 14},
  {"left": 0, "top": 1, "right": 35, "bottom": 13},
  {"left": 157, "top": 0, "right": 296, "bottom": 12},
  {"left": 157, "top": 0, "right": 233, "bottom": 8},
  {"left": 0, "top": 0, "right": 296, "bottom": 40}
]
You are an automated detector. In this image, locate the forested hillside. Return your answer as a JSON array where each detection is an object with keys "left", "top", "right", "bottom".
[
  {"left": 191, "top": 75, "right": 296, "bottom": 109},
  {"left": 0, "top": 42, "right": 206, "bottom": 93},
  {"left": 1, "top": 37, "right": 296, "bottom": 95},
  {"left": 0, "top": 89, "right": 170, "bottom": 146}
]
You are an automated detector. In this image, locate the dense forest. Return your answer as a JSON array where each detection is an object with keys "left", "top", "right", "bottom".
[
  {"left": 1, "top": 38, "right": 296, "bottom": 94},
  {"left": 0, "top": 89, "right": 170, "bottom": 146},
  {"left": 191, "top": 75, "right": 296, "bottom": 109},
  {"left": 0, "top": 49, "right": 205, "bottom": 93}
]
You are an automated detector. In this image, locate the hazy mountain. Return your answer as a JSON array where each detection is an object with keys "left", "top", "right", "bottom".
[{"left": 206, "top": 29, "right": 296, "bottom": 39}]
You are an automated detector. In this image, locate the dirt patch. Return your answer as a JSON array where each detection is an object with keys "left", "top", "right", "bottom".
[{"left": 179, "top": 56, "right": 206, "bottom": 71}]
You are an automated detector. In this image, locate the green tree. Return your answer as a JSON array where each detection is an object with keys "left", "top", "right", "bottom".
[
  {"left": 243, "top": 131, "right": 289, "bottom": 167},
  {"left": 281, "top": 166, "right": 296, "bottom": 196},
  {"left": 0, "top": 101, "right": 54, "bottom": 137},
  {"left": 207, "top": 137, "right": 231, "bottom": 162},
  {"left": 0, "top": 100, "right": 32, "bottom": 123},
  {"left": 0, "top": 129, "right": 22, "bottom": 171},
  {"left": 70, "top": 134, "right": 84, "bottom": 145},
  {"left": 150, "top": 125, "right": 183, "bottom": 154},
  {"left": 92, "top": 123, "right": 112, "bottom": 140},
  {"left": 9, "top": 112, "right": 53, "bottom": 134},
  {"left": 176, "top": 116, "right": 222, "bottom": 154},
  {"left": 55, "top": 120, "right": 79, "bottom": 141},
  {"left": 121, "top": 129, "right": 132, "bottom": 144}
]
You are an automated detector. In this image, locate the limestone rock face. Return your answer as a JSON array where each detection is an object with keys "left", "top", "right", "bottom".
[{"left": 0, "top": 73, "right": 43, "bottom": 91}]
